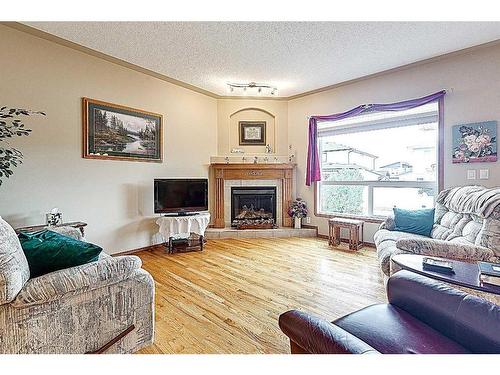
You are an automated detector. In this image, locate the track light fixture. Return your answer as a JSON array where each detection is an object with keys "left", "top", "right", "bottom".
[{"left": 226, "top": 82, "right": 278, "bottom": 96}]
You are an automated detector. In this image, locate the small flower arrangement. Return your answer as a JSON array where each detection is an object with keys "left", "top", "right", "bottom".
[{"left": 288, "top": 198, "right": 308, "bottom": 218}]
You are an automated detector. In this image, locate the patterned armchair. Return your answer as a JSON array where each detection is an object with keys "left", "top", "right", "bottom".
[
  {"left": 0, "top": 217, "right": 154, "bottom": 354},
  {"left": 374, "top": 185, "right": 500, "bottom": 278}
]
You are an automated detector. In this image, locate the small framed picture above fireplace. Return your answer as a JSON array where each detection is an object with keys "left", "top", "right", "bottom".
[{"left": 239, "top": 121, "right": 266, "bottom": 145}]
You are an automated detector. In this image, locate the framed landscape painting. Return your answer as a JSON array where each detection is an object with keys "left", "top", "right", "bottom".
[
  {"left": 239, "top": 121, "right": 266, "bottom": 145},
  {"left": 452, "top": 121, "right": 497, "bottom": 163},
  {"left": 83, "top": 98, "right": 163, "bottom": 162}
]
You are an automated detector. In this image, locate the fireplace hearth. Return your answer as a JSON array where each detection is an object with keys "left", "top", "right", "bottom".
[{"left": 231, "top": 186, "right": 277, "bottom": 229}]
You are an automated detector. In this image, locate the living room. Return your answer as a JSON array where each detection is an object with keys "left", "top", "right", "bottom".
[{"left": 1, "top": 1, "right": 499, "bottom": 371}]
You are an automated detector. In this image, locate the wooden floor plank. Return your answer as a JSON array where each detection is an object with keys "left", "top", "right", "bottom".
[{"left": 136, "top": 237, "right": 386, "bottom": 354}]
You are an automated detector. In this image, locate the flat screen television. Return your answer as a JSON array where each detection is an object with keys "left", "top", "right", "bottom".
[{"left": 154, "top": 178, "right": 208, "bottom": 215}]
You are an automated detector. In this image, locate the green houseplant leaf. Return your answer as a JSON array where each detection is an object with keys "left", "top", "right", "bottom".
[{"left": 0, "top": 107, "right": 45, "bottom": 186}]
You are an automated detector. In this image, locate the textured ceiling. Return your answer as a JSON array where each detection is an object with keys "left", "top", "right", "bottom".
[{"left": 25, "top": 22, "right": 500, "bottom": 97}]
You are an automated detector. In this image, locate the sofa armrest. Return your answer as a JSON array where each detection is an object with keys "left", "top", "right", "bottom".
[
  {"left": 11, "top": 255, "right": 142, "bottom": 307},
  {"left": 278, "top": 310, "right": 379, "bottom": 354},
  {"left": 395, "top": 238, "right": 498, "bottom": 262},
  {"left": 379, "top": 216, "right": 395, "bottom": 231}
]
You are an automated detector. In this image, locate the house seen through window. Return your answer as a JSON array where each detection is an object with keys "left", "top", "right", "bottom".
[{"left": 317, "top": 101, "right": 439, "bottom": 218}]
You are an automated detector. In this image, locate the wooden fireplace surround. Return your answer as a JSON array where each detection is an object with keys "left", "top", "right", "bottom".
[{"left": 210, "top": 163, "right": 295, "bottom": 228}]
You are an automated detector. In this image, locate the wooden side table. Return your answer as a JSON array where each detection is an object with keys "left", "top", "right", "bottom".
[
  {"left": 328, "top": 218, "right": 364, "bottom": 251},
  {"left": 15, "top": 221, "right": 88, "bottom": 236}
]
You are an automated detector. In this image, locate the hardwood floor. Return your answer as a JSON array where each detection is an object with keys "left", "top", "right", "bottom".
[{"left": 136, "top": 237, "right": 386, "bottom": 354}]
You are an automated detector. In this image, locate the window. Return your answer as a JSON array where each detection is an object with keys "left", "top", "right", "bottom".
[{"left": 316, "top": 102, "right": 440, "bottom": 219}]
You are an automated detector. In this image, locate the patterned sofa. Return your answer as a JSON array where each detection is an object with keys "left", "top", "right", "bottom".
[
  {"left": 0, "top": 217, "right": 155, "bottom": 354},
  {"left": 374, "top": 186, "right": 500, "bottom": 279}
]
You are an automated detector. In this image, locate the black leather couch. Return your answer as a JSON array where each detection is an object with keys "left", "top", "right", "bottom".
[{"left": 279, "top": 270, "right": 500, "bottom": 354}]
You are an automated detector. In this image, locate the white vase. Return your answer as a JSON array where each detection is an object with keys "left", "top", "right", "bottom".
[{"left": 294, "top": 217, "right": 302, "bottom": 229}]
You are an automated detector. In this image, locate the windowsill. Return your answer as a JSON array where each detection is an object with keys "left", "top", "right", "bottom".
[{"left": 315, "top": 211, "right": 386, "bottom": 224}]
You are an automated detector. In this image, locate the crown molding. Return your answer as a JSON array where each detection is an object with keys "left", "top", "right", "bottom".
[
  {"left": 287, "top": 38, "right": 500, "bottom": 100},
  {"left": 1, "top": 21, "right": 221, "bottom": 99},
  {"left": 3, "top": 22, "right": 500, "bottom": 102}
]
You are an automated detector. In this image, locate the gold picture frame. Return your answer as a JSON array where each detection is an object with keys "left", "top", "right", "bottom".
[{"left": 82, "top": 97, "right": 163, "bottom": 162}]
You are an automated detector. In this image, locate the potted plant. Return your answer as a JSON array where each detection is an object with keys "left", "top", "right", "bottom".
[
  {"left": 288, "top": 198, "right": 308, "bottom": 229},
  {"left": 0, "top": 106, "right": 45, "bottom": 186}
]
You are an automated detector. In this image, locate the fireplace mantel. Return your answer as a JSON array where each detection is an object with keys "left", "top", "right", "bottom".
[{"left": 210, "top": 163, "right": 295, "bottom": 228}]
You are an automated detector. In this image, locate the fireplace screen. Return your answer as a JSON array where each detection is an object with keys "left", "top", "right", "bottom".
[{"left": 231, "top": 186, "right": 277, "bottom": 228}]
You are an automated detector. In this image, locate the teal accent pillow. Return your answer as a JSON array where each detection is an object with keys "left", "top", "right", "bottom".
[
  {"left": 393, "top": 208, "right": 435, "bottom": 237},
  {"left": 18, "top": 230, "right": 102, "bottom": 278}
]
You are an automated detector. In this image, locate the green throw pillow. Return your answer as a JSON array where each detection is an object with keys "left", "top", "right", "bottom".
[
  {"left": 18, "top": 229, "right": 102, "bottom": 278},
  {"left": 393, "top": 208, "right": 435, "bottom": 237}
]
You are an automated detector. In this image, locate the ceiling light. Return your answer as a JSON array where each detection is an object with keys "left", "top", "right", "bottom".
[{"left": 226, "top": 82, "right": 277, "bottom": 96}]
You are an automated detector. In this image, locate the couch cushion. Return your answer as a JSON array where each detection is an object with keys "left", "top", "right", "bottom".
[
  {"left": 393, "top": 208, "right": 435, "bottom": 237},
  {"left": 437, "top": 185, "right": 500, "bottom": 219},
  {"left": 0, "top": 217, "right": 30, "bottom": 304},
  {"left": 395, "top": 238, "right": 496, "bottom": 263},
  {"left": 18, "top": 229, "right": 102, "bottom": 278},
  {"left": 432, "top": 210, "right": 483, "bottom": 246},
  {"left": 333, "top": 304, "right": 470, "bottom": 354},
  {"left": 374, "top": 229, "right": 428, "bottom": 245},
  {"left": 432, "top": 211, "right": 464, "bottom": 240},
  {"left": 479, "top": 206, "right": 500, "bottom": 256},
  {"left": 374, "top": 229, "right": 428, "bottom": 275}
]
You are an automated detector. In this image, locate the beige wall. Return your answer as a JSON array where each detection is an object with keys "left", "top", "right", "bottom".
[
  {"left": 0, "top": 25, "right": 217, "bottom": 254},
  {"left": 2, "top": 24, "right": 500, "bottom": 249},
  {"left": 288, "top": 44, "right": 500, "bottom": 240},
  {"left": 217, "top": 99, "right": 288, "bottom": 156}
]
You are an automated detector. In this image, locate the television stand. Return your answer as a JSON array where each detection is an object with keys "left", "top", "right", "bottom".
[{"left": 155, "top": 213, "right": 211, "bottom": 254}]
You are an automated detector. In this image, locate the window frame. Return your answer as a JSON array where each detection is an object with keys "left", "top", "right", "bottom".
[{"left": 314, "top": 98, "right": 444, "bottom": 222}]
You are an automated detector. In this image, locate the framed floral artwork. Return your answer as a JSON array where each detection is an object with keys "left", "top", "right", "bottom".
[{"left": 452, "top": 121, "right": 497, "bottom": 163}]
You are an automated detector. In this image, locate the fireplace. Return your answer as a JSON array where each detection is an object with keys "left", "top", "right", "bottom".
[{"left": 231, "top": 186, "right": 277, "bottom": 229}]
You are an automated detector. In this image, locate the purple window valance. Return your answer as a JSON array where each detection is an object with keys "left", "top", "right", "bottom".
[{"left": 305, "top": 90, "right": 446, "bottom": 186}]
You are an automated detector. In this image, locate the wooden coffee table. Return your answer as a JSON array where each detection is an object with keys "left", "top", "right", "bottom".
[{"left": 391, "top": 254, "right": 500, "bottom": 296}]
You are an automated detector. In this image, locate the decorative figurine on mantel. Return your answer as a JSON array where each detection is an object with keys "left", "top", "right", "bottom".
[
  {"left": 224, "top": 156, "right": 229, "bottom": 164},
  {"left": 288, "top": 198, "right": 308, "bottom": 229},
  {"left": 253, "top": 156, "right": 258, "bottom": 164},
  {"left": 288, "top": 144, "right": 296, "bottom": 163}
]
